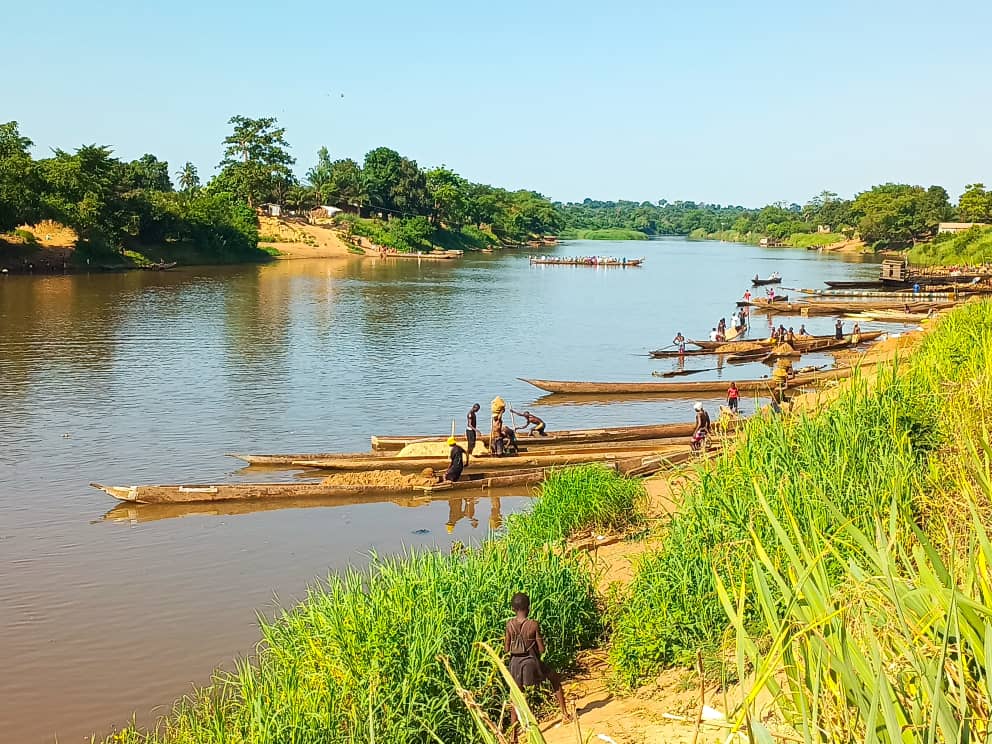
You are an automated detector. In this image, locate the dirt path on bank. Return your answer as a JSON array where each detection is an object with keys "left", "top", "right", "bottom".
[{"left": 257, "top": 216, "right": 358, "bottom": 259}]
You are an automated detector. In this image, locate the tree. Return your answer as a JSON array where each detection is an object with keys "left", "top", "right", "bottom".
[
  {"left": 958, "top": 183, "right": 992, "bottom": 223},
  {"left": 328, "top": 158, "right": 364, "bottom": 205},
  {"left": 0, "top": 121, "right": 42, "bottom": 230},
  {"left": 306, "top": 146, "right": 334, "bottom": 205},
  {"left": 176, "top": 161, "right": 200, "bottom": 193},
  {"left": 217, "top": 115, "right": 294, "bottom": 208},
  {"left": 426, "top": 166, "right": 468, "bottom": 226},
  {"left": 124, "top": 154, "right": 172, "bottom": 192},
  {"left": 852, "top": 183, "right": 949, "bottom": 248},
  {"left": 362, "top": 147, "right": 428, "bottom": 216}
]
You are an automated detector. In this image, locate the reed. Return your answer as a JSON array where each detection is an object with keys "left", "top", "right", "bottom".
[
  {"left": 102, "top": 466, "right": 642, "bottom": 744},
  {"left": 608, "top": 302, "right": 992, "bottom": 686}
]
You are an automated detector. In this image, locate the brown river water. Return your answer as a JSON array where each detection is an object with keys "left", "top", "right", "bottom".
[{"left": 0, "top": 239, "right": 887, "bottom": 742}]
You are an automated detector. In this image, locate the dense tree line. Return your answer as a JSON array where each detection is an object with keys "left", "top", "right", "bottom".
[
  {"left": 0, "top": 121, "right": 258, "bottom": 257},
  {"left": 558, "top": 184, "right": 981, "bottom": 249}
]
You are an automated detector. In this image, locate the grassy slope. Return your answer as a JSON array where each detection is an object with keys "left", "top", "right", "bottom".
[
  {"left": 557, "top": 228, "right": 649, "bottom": 241},
  {"left": 103, "top": 465, "right": 643, "bottom": 744},
  {"left": 908, "top": 224, "right": 992, "bottom": 266},
  {"left": 608, "top": 301, "right": 992, "bottom": 687}
]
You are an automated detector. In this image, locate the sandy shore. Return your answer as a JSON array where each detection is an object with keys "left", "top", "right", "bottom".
[{"left": 257, "top": 216, "right": 359, "bottom": 259}]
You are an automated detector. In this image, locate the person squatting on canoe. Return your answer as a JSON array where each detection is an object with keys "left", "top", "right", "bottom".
[
  {"left": 466, "top": 403, "right": 481, "bottom": 454},
  {"left": 500, "top": 425, "right": 520, "bottom": 455},
  {"left": 443, "top": 437, "right": 469, "bottom": 483},
  {"left": 504, "top": 592, "right": 570, "bottom": 740},
  {"left": 511, "top": 409, "right": 546, "bottom": 436},
  {"left": 691, "top": 402, "right": 711, "bottom": 452},
  {"left": 709, "top": 327, "right": 720, "bottom": 342},
  {"left": 727, "top": 382, "right": 740, "bottom": 413},
  {"left": 672, "top": 331, "right": 687, "bottom": 354}
]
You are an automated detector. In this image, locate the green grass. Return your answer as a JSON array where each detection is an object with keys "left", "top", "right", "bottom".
[
  {"left": 608, "top": 336, "right": 949, "bottom": 684},
  {"left": 908, "top": 224, "right": 992, "bottom": 266},
  {"left": 722, "top": 301, "right": 992, "bottom": 742},
  {"left": 102, "top": 465, "right": 642, "bottom": 744},
  {"left": 557, "top": 228, "right": 648, "bottom": 241}
]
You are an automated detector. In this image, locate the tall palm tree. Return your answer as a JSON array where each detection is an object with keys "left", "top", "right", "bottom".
[{"left": 176, "top": 161, "right": 200, "bottom": 193}]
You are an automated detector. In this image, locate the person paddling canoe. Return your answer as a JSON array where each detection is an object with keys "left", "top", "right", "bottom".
[{"left": 511, "top": 409, "right": 546, "bottom": 436}]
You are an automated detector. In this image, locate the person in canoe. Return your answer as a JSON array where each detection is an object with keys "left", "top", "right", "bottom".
[
  {"left": 691, "top": 402, "right": 711, "bottom": 452},
  {"left": 717, "top": 317, "right": 727, "bottom": 337},
  {"left": 851, "top": 323, "right": 861, "bottom": 344},
  {"left": 466, "top": 403, "right": 482, "bottom": 454},
  {"left": 442, "top": 437, "right": 469, "bottom": 483},
  {"left": 504, "top": 592, "right": 570, "bottom": 739},
  {"left": 490, "top": 397, "right": 506, "bottom": 456},
  {"left": 501, "top": 425, "right": 520, "bottom": 455},
  {"left": 511, "top": 409, "right": 546, "bottom": 436},
  {"left": 672, "top": 331, "right": 687, "bottom": 354},
  {"left": 798, "top": 323, "right": 808, "bottom": 336},
  {"left": 727, "top": 382, "right": 740, "bottom": 413},
  {"left": 835, "top": 319, "right": 844, "bottom": 340}
]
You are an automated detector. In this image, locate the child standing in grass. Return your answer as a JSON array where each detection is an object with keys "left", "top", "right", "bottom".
[{"left": 504, "top": 592, "right": 570, "bottom": 738}]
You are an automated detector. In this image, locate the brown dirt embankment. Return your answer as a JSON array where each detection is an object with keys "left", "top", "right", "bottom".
[
  {"left": 257, "top": 216, "right": 357, "bottom": 259},
  {"left": 0, "top": 221, "right": 78, "bottom": 272}
]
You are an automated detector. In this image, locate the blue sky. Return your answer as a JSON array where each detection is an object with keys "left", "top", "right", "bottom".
[{"left": 4, "top": 0, "right": 990, "bottom": 206}]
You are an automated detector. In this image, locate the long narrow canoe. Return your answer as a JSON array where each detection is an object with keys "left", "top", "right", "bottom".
[
  {"left": 91, "top": 452, "right": 692, "bottom": 504},
  {"left": 690, "top": 331, "right": 882, "bottom": 352},
  {"left": 370, "top": 421, "right": 701, "bottom": 451},
  {"left": 747, "top": 299, "right": 955, "bottom": 315},
  {"left": 751, "top": 277, "right": 782, "bottom": 286},
  {"left": 237, "top": 434, "right": 696, "bottom": 467},
  {"left": 725, "top": 333, "right": 881, "bottom": 362},
  {"left": 294, "top": 443, "right": 687, "bottom": 471},
  {"left": 519, "top": 366, "right": 863, "bottom": 395}
]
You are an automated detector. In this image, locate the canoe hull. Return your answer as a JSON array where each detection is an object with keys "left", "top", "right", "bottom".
[
  {"left": 370, "top": 421, "right": 701, "bottom": 451},
  {"left": 520, "top": 366, "right": 863, "bottom": 396}
]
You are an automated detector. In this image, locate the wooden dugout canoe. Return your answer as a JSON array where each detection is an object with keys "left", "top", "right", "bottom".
[
  {"left": 519, "top": 366, "right": 862, "bottom": 396},
  {"left": 690, "top": 331, "right": 881, "bottom": 351},
  {"left": 91, "top": 453, "right": 692, "bottom": 505},
  {"left": 747, "top": 299, "right": 956, "bottom": 315},
  {"left": 293, "top": 443, "right": 687, "bottom": 471},
  {"left": 724, "top": 333, "right": 882, "bottom": 363},
  {"left": 751, "top": 277, "right": 783, "bottom": 286},
  {"left": 231, "top": 436, "right": 695, "bottom": 469},
  {"left": 364, "top": 421, "right": 701, "bottom": 452}
]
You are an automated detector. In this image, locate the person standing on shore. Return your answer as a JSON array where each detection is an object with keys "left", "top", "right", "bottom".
[
  {"left": 691, "top": 402, "right": 710, "bottom": 451},
  {"left": 466, "top": 403, "right": 481, "bottom": 454},
  {"left": 504, "top": 592, "right": 570, "bottom": 740},
  {"left": 727, "top": 382, "right": 740, "bottom": 413}
]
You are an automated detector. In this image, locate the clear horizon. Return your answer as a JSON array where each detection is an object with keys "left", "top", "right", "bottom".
[{"left": 5, "top": 0, "right": 990, "bottom": 207}]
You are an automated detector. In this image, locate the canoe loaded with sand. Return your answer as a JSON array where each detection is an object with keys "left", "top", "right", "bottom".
[{"left": 90, "top": 452, "right": 692, "bottom": 504}]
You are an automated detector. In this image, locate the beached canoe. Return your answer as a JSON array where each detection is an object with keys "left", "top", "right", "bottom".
[
  {"left": 529, "top": 257, "right": 644, "bottom": 267},
  {"left": 678, "top": 330, "right": 884, "bottom": 353},
  {"left": 747, "top": 299, "right": 956, "bottom": 315},
  {"left": 366, "top": 421, "right": 701, "bottom": 451},
  {"left": 519, "top": 366, "right": 863, "bottom": 396},
  {"left": 91, "top": 453, "right": 691, "bottom": 504},
  {"left": 294, "top": 443, "right": 687, "bottom": 471}
]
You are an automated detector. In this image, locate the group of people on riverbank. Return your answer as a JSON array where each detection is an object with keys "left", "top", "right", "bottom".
[{"left": 442, "top": 400, "right": 546, "bottom": 483}]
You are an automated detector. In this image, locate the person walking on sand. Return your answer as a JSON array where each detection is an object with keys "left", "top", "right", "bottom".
[
  {"left": 466, "top": 403, "right": 481, "bottom": 454},
  {"left": 691, "top": 402, "right": 710, "bottom": 452},
  {"left": 504, "top": 592, "right": 570, "bottom": 740}
]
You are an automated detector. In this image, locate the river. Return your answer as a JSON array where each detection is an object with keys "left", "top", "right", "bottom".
[{"left": 0, "top": 238, "right": 885, "bottom": 742}]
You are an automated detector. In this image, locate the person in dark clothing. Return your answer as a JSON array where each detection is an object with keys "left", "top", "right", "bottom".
[
  {"left": 466, "top": 403, "right": 481, "bottom": 454},
  {"left": 511, "top": 409, "right": 546, "bottom": 436},
  {"left": 443, "top": 437, "right": 468, "bottom": 482},
  {"left": 504, "top": 592, "right": 569, "bottom": 739},
  {"left": 835, "top": 318, "right": 844, "bottom": 340},
  {"left": 501, "top": 425, "right": 519, "bottom": 455}
]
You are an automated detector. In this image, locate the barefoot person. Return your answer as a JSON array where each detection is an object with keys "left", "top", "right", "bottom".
[
  {"left": 504, "top": 592, "right": 570, "bottom": 739},
  {"left": 691, "top": 401, "right": 710, "bottom": 452},
  {"left": 727, "top": 381, "right": 740, "bottom": 413},
  {"left": 466, "top": 403, "right": 481, "bottom": 454},
  {"left": 443, "top": 437, "right": 468, "bottom": 482},
  {"left": 511, "top": 409, "right": 546, "bottom": 436}
]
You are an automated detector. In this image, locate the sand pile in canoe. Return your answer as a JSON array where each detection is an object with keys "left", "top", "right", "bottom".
[
  {"left": 717, "top": 341, "right": 765, "bottom": 353},
  {"left": 770, "top": 343, "right": 798, "bottom": 356},
  {"left": 320, "top": 470, "right": 430, "bottom": 488},
  {"left": 396, "top": 441, "right": 489, "bottom": 457}
]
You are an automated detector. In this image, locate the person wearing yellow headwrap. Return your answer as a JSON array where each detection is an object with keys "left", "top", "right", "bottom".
[{"left": 443, "top": 436, "right": 469, "bottom": 483}]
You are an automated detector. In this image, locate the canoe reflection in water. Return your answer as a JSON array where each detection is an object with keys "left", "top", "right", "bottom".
[{"left": 103, "top": 492, "right": 510, "bottom": 531}]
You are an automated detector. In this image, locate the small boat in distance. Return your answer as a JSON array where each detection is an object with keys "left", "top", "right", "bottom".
[
  {"left": 529, "top": 256, "right": 644, "bottom": 267},
  {"left": 751, "top": 273, "right": 783, "bottom": 286}
]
